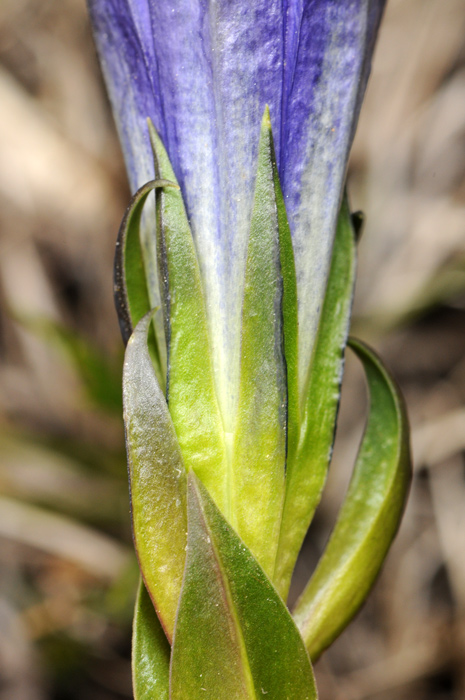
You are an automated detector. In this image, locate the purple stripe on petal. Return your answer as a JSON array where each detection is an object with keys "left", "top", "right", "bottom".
[
  {"left": 88, "top": 0, "right": 386, "bottom": 417},
  {"left": 88, "top": 0, "right": 158, "bottom": 188},
  {"left": 143, "top": 0, "right": 286, "bottom": 423},
  {"left": 279, "top": 0, "right": 385, "bottom": 392},
  {"left": 88, "top": 0, "right": 166, "bottom": 312}
]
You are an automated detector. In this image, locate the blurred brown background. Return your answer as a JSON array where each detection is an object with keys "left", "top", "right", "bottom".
[{"left": 1, "top": 0, "right": 465, "bottom": 698}]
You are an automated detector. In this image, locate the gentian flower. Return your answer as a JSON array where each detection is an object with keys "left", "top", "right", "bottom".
[
  {"left": 89, "top": 0, "right": 386, "bottom": 421},
  {"left": 88, "top": 2, "right": 411, "bottom": 697}
]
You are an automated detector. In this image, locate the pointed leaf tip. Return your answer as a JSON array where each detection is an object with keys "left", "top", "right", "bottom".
[
  {"left": 114, "top": 178, "right": 179, "bottom": 345},
  {"left": 274, "top": 196, "right": 357, "bottom": 599},
  {"left": 261, "top": 104, "right": 272, "bottom": 129},
  {"left": 231, "top": 112, "right": 299, "bottom": 579},
  {"left": 114, "top": 177, "right": 179, "bottom": 393},
  {"left": 170, "top": 473, "right": 317, "bottom": 700},
  {"left": 147, "top": 126, "right": 229, "bottom": 517}
]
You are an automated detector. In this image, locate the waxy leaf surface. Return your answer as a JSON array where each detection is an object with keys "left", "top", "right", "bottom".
[
  {"left": 132, "top": 579, "right": 170, "bottom": 700},
  {"left": 231, "top": 109, "right": 296, "bottom": 578},
  {"left": 170, "top": 474, "right": 317, "bottom": 700},
  {"left": 274, "top": 198, "right": 357, "bottom": 599},
  {"left": 123, "top": 311, "right": 187, "bottom": 641},
  {"left": 149, "top": 124, "right": 229, "bottom": 515},
  {"left": 293, "top": 339, "right": 411, "bottom": 660}
]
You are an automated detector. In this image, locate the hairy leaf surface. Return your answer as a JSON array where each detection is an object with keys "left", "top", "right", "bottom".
[
  {"left": 231, "top": 108, "right": 297, "bottom": 577},
  {"left": 149, "top": 123, "right": 229, "bottom": 516},
  {"left": 114, "top": 179, "right": 176, "bottom": 383},
  {"left": 170, "top": 474, "right": 316, "bottom": 700},
  {"left": 123, "top": 311, "right": 187, "bottom": 641},
  {"left": 275, "top": 199, "right": 357, "bottom": 598},
  {"left": 133, "top": 579, "right": 170, "bottom": 700}
]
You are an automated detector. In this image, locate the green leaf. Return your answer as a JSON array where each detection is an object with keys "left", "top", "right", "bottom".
[
  {"left": 273, "top": 124, "right": 300, "bottom": 469},
  {"left": 274, "top": 198, "right": 357, "bottom": 599},
  {"left": 114, "top": 178, "right": 178, "bottom": 385},
  {"left": 231, "top": 107, "right": 296, "bottom": 578},
  {"left": 148, "top": 121, "right": 229, "bottom": 516},
  {"left": 123, "top": 311, "right": 187, "bottom": 641},
  {"left": 114, "top": 179, "right": 174, "bottom": 342},
  {"left": 170, "top": 473, "right": 317, "bottom": 700},
  {"left": 133, "top": 578, "right": 170, "bottom": 700},
  {"left": 293, "top": 338, "right": 411, "bottom": 661}
]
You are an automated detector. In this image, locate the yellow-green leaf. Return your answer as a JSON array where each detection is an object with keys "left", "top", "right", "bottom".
[
  {"left": 293, "top": 339, "right": 411, "bottom": 660},
  {"left": 148, "top": 122, "right": 228, "bottom": 515},
  {"left": 123, "top": 311, "right": 187, "bottom": 641},
  {"left": 170, "top": 473, "right": 317, "bottom": 700},
  {"left": 231, "top": 108, "right": 293, "bottom": 577},
  {"left": 274, "top": 198, "right": 357, "bottom": 599},
  {"left": 114, "top": 179, "right": 176, "bottom": 385},
  {"left": 133, "top": 578, "right": 170, "bottom": 700}
]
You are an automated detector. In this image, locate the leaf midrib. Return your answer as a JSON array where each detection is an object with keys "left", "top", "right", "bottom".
[{"left": 195, "top": 483, "right": 258, "bottom": 700}]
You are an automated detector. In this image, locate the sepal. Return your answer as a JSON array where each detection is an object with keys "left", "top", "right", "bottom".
[
  {"left": 123, "top": 311, "right": 187, "bottom": 641},
  {"left": 132, "top": 578, "right": 170, "bottom": 700},
  {"left": 274, "top": 196, "right": 357, "bottom": 599},
  {"left": 170, "top": 473, "right": 317, "bottom": 699},
  {"left": 293, "top": 339, "right": 412, "bottom": 660},
  {"left": 148, "top": 121, "right": 229, "bottom": 516},
  {"left": 114, "top": 178, "right": 178, "bottom": 385},
  {"left": 231, "top": 107, "right": 296, "bottom": 578}
]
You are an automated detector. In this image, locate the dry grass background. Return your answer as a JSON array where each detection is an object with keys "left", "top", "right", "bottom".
[{"left": 1, "top": 0, "right": 465, "bottom": 698}]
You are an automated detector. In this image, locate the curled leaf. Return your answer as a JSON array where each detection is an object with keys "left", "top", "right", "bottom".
[
  {"left": 274, "top": 198, "right": 357, "bottom": 599},
  {"left": 293, "top": 339, "right": 411, "bottom": 660},
  {"left": 114, "top": 178, "right": 177, "bottom": 386}
]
